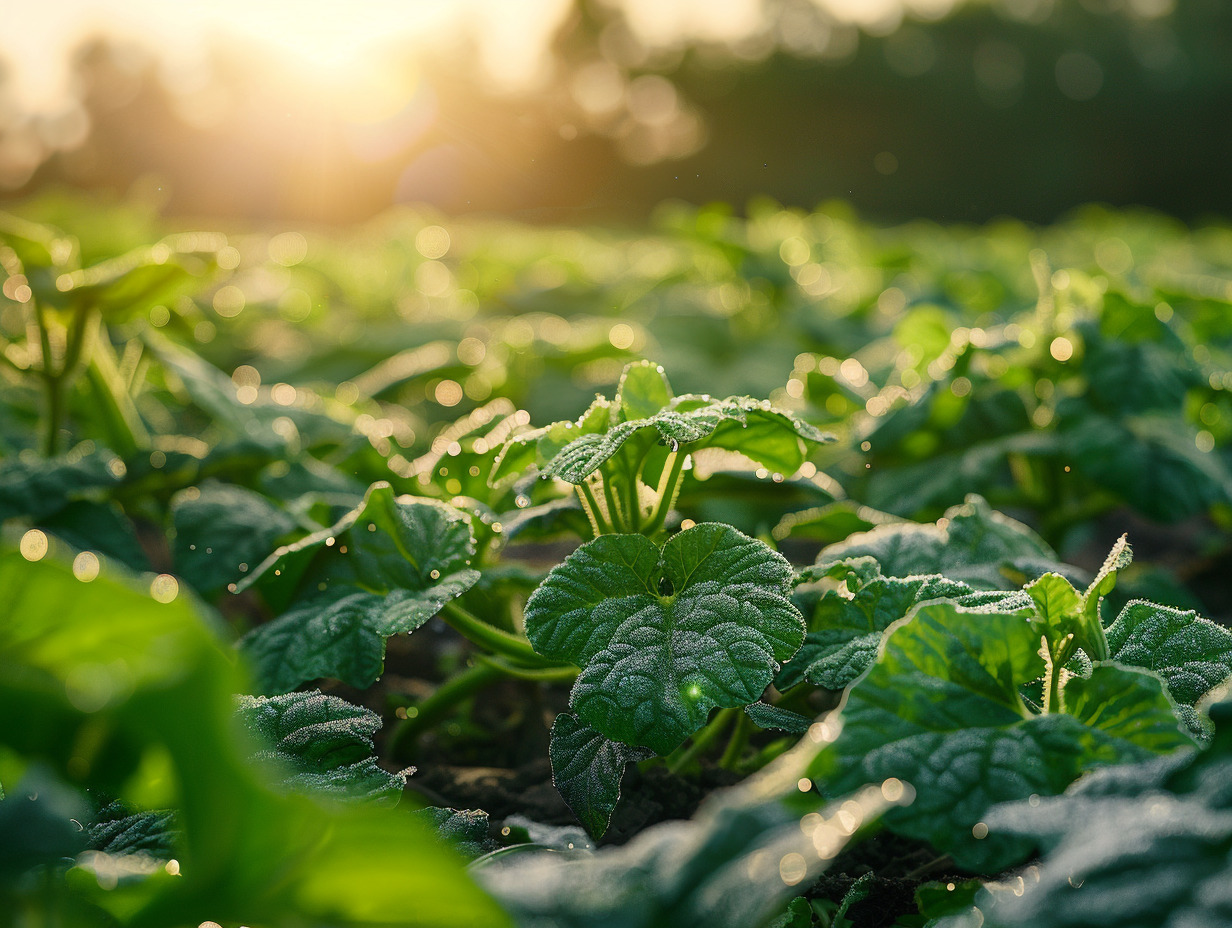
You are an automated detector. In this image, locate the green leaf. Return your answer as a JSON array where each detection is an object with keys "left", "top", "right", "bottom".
[
  {"left": 410, "top": 807, "right": 496, "bottom": 860},
  {"left": 88, "top": 802, "right": 177, "bottom": 858},
  {"left": 238, "top": 482, "right": 480, "bottom": 693},
  {"left": 525, "top": 523, "right": 804, "bottom": 754},
  {"left": 235, "top": 691, "right": 406, "bottom": 803},
  {"left": 808, "top": 602, "right": 1193, "bottom": 871},
  {"left": 0, "top": 548, "right": 509, "bottom": 926},
  {"left": 172, "top": 483, "right": 298, "bottom": 595},
  {"left": 768, "top": 897, "right": 814, "bottom": 928},
  {"left": 816, "top": 495, "right": 1083, "bottom": 591},
  {"left": 483, "top": 747, "right": 891, "bottom": 928},
  {"left": 615, "top": 359, "right": 673, "bottom": 422},
  {"left": 965, "top": 701, "right": 1232, "bottom": 928},
  {"left": 743, "top": 701, "right": 813, "bottom": 735},
  {"left": 1106, "top": 600, "right": 1232, "bottom": 733},
  {"left": 0, "top": 446, "right": 125, "bottom": 523},
  {"left": 541, "top": 394, "right": 831, "bottom": 485},
  {"left": 489, "top": 396, "right": 614, "bottom": 486},
  {"left": 779, "top": 558, "right": 976, "bottom": 690},
  {"left": 549, "top": 713, "right": 653, "bottom": 838}
]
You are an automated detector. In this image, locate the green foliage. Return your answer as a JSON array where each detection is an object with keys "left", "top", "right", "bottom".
[
  {"left": 238, "top": 482, "right": 480, "bottom": 693},
  {"left": 235, "top": 691, "right": 407, "bottom": 803},
  {"left": 0, "top": 548, "right": 508, "bottom": 926},
  {"left": 524, "top": 522, "right": 804, "bottom": 754},
  {"left": 549, "top": 713, "right": 652, "bottom": 838},
  {"left": 808, "top": 600, "right": 1194, "bottom": 871},
  {"left": 947, "top": 700, "right": 1232, "bottom": 928},
  {"left": 816, "top": 496, "right": 1083, "bottom": 592}
]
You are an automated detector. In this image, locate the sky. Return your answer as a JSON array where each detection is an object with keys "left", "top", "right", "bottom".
[{"left": 1, "top": 0, "right": 960, "bottom": 113}]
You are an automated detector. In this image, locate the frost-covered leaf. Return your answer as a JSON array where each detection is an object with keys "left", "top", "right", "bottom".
[
  {"left": 525, "top": 523, "right": 804, "bottom": 754},
  {"left": 958, "top": 701, "right": 1232, "bottom": 928},
  {"left": 808, "top": 601, "right": 1193, "bottom": 871},
  {"left": 238, "top": 482, "right": 480, "bottom": 693},
  {"left": 235, "top": 691, "right": 406, "bottom": 803},
  {"left": 1106, "top": 600, "right": 1232, "bottom": 735},
  {"left": 816, "top": 495, "right": 1084, "bottom": 591},
  {"left": 543, "top": 395, "right": 830, "bottom": 485},
  {"left": 779, "top": 558, "right": 975, "bottom": 690},
  {"left": 411, "top": 807, "right": 496, "bottom": 860},
  {"left": 550, "top": 713, "right": 653, "bottom": 838},
  {"left": 482, "top": 743, "right": 894, "bottom": 928},
  {"left": 87, "top": 801, "right": 177, "bottom": 858},
  {"left": 743, "top": 702, "right": 813, "bottom": 735}
]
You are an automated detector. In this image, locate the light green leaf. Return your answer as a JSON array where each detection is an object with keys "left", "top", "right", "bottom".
[
  {"left": 238, "top": 482, "right": 480, "bottom": 693},
  {"left": 525, "top": 523, "right": 804, "bottom": 754},
  {"left": 809, "top": 602, "right": 1193, "bottom": 871},
  {"left": 549, "top": 713, "right": 652, "bottom": 838},
  {"left": 615, "top": 359, "right": 673, "bottom": 422},
  {"left": 235, "top": 691, "right": 406, "bottom": 803}
]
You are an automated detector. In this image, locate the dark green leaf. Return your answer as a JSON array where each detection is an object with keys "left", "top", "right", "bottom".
[
  {"left": 88, "top": 802, "right": 177, "bottom": 858},
  {"left": 238, "top": 482, "right": 480, "bottom": 693},
  {"left": 780, "top": 558, "right": 975, "bottom": 690},
  {"left": 235, "top": 691, "right": 406, "bottom": 803},
  {"left": 549, "top": 713, "right": 653, "bottom": 837},
  {"left": 411, "top": 807, "right": 496, "bottom": 860},
  {"left": 1106, "top": 600, "right": 1232, "bottom": 734},
  {"left": 172, "top": 483, "right": 298, "bottom": 595},
  {"left": 808, "top": 602, "right": 1193, "bottom": 871},
  {"left": 743, "top": 701, "right": 813, "bottom": 735},
  {"left": 816, "top": 495, "right": 1083, "bottom": 591},
  {"left": 525, "top": 523, "right": 804, "bottom": 753}
]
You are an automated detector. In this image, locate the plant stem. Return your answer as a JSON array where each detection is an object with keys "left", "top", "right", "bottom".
[
  {"left": 719, "top": 710, "right": 751, "bottom": 770},
  {"left": 577, "top": 480, "right": 613, "bottom": 535},
  {"left": 473, "top": 654, "right": 578, "bottom": 683},
  {"left": 643, "top": 449, "right": 685, "bottom": 537},
  {"left": 439, "top": 601, "right": 556, "bottom": 668},
  {"left": 624, "top": 470, "right": 642, "bottom": 532},
  {"left": 737, "top": 737, "right": 793, "bottom": 774},
  {"left": 387, "top": 662, "right": 503, "bottom": 758},
  {"left": 667, "top": 707, "right": 736, "bottom": 774},
  {"left": 602, "top": 475, "right": 627, "bottom": 533}
]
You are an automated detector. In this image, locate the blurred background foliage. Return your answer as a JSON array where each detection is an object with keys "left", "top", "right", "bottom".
[{"left": 0, "top": 0, "right": 1229, "bottom": 224}]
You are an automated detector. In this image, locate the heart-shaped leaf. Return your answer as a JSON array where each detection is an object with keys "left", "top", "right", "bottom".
[{"left": 524, "top": 523, "right": 804, "bottom": 754}]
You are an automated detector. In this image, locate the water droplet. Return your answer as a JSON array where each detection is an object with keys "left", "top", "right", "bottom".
[
  {"left": 771, "top": 472, "right": 783, "bottom": 483},
  {"left": 515, "top": 495, "right": 530, "bottom": 508},
  {"left": 429, "top": 569, "right": 441, "bottom": 580}
]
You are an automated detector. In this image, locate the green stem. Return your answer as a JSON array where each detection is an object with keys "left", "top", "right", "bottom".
[
  {"left": 387, "top": 662, "right": 503, "bottom": 758},
  {"left": 643, "top": 449, "right": 685, "bottom": 537},
  {"left": 42, "top": 371, "right": 62, "bottom": 456},
  {"left": 602, "top": 475, "right": 627, "bottom": 533},
  {"left": 624, "top": 469, "right": 642, "bottom": 532},
  {"left": 577, "top": 481, "right": 613, "bottom": 536},
  {"left": 718, "top": 710, "right": 751, "bottom": 770},
  {"left": 439, "top": 601, "right": 555, "bottom": 667},
  {"left": 473, "top": 653, "right": 578, "bottom": 683},
  {"left": 667, "top": 707, "right": 736, "bottom": 774},
  {"left": 737, "top": 737, "right": 793, "bottom": 774}
]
